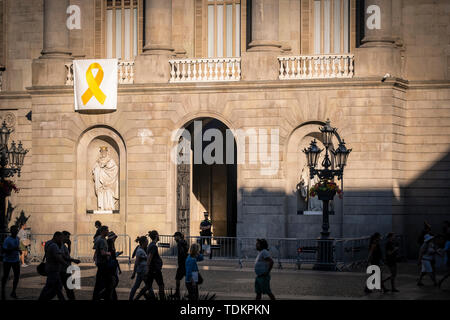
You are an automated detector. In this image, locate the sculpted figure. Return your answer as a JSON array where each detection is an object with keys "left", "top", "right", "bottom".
[{"left": 92, "top": 146, "right": 119, "bottom": 210}]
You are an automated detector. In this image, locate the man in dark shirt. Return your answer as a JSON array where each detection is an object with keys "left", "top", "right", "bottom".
[
  {"left": 1, "top": 225, "right": 21, "bottom": 300},
  {"left": 38, "top": 232, "right": 67, "bottom": 300},
  {"left": 92, "top": 225, "right": 111, "bottom": 300},
  {"left": 61, "top": 231, "right": 80, "bottom": 300},
  {"left": 93, "top": 220, "right": 102, "bottom": 241},
  {"left": 200, "top": 211, "right": 212, "bottom": 258},
  {"left": 143, "top": 230, "right": 165, "bottom": 300},
  {"left": 173, "top": 231, "right": 188, "bottom": 298}
]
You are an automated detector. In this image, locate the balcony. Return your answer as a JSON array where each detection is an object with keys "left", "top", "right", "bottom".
[
  {"left": 169, "top": 58, "right": 241, "bottom": 83},
  {"left": 62, "top": 54, "right": 354, "bottom": 86},
  {"left": 278, "top": 54, "right": 354, "bottom": 80},
  {"left": 65, "top": 60, "right": 135, "bottom": 85}
]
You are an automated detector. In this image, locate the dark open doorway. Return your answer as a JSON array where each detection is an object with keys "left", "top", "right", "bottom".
[{"left": 176, "top": 118, "right": 237, "bottom": 238}]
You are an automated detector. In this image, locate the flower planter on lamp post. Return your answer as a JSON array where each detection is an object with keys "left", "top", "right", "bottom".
[
  {"left": 0, "top": 121, "right": 28, "bottom": 242},
  {"left": 303, "top": 120, "right": 351, "bottom": 271}
]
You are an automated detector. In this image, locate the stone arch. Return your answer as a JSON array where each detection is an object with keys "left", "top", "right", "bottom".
[
  {"left": 75, "top": 125, "right": 127, "bottom": 235},
  {"left": 167, "top": 113, "right": 240, "bottom": 237}
]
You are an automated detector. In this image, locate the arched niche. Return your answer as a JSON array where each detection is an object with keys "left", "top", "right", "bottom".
[
  {"left": 76, "top": 126, "right": 127, "bottom": 235},
  {"left": 285, "top": 122, "right": 342, "bottom": 238}
]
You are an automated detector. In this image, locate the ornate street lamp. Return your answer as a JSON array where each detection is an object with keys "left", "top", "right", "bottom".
[
  {"left": 0, "top": 121, "right": 29, "bottom": 237},
  {"left": 303, "top": 119, "right": 352, "bottom": 270},
  {"left": 303, "top": 139, "right": 322, "bottom": 169}
]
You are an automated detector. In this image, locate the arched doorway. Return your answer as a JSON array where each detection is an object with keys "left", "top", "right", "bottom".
[{"left": 175, "top": 118, "right": 237, "bottom": 238}]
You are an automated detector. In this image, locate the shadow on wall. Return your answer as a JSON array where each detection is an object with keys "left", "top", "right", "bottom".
[
  {"left": 238, "top": 187, "right": 390, "bottom": 240},
  {"left": 401, "top": 151, "right": 450, "bottom": 258},
  {"left": 236, "top": 152, "right": 450, "bottom": 259}
]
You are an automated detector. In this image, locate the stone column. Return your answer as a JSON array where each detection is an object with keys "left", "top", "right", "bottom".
[
  {"left": 41, "top": 0, "right": 72, "bottom": 57},
  {"left": 247, "top": 0, "right": 282, "bottom": 52},
  {"left": 143, "top": 0, "right": 174, "bottom": 55},
  {"left": 135, "top": 0, "right": 174, "bottom": 83},
  {"left": 361, "top": 0, "right": 394, "bottom": 48},
  {"left": 32, "top": 0, "right": 72, "bottom": 86},
  {"left": 354, "top": 0, "right": 402, "bottom": 78},
  {"left": 241, "top": 0, "right": 282, "bottom": 81}
]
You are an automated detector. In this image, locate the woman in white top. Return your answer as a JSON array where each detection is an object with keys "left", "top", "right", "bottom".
[
  {"left": 417, "top": 234, "right": 438, "bottom": 286},
  {"left": 17, "top": 224, "right": 29, "bottom": 267},
  {"left": 129, "top": 236, "right": 148, "bottom": 300}
]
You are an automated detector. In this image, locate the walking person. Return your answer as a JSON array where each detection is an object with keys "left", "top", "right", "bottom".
[
  {"left": 93, "top": 220, "right": 102, "bottom": 241},
  {"left": 136, "top": 230, "right": 165, "bottom": 300},
  {"left": 254, "top": 239, "right": 276, "bottom": 300},
  {"left": 365, "top": 232, "right": 388, "bottom": 293},
  {"left": 17, "top": 223, "right": 29, "bottom": 267},
  {"left": 105, "top": 231, "right": 121, "bottom": 300},
  {"left": 382, "top": 232, "right": 399, "bottom": 292},
  {"left": 1, "top": 225, "right": 21, "bottom": 300},
  {"left": 199, "top": 212, "right": 213, "bottom": 258},
  {"left": 174, "top": 231, "right": 188, "bottom": 299},
  {"left": 129, "top": 235, "right": 148, "bottom": 300},
  {"left": 92, "top": 225, "right": 111, "bottom": 300},
  {"left": 185, "top": 243, "right": 204, "bottom": 301},
  {"left": 438, "top": 233, "right": 450, "bottom": 289},
  {"left": 417, "top": 221, "right": 432, "bottom": 246},
  {"left": 417, "top": 234, "right": 438, "bottom": 286},
  {"left": 61, "top": 231, "right": 80, "bottom": 300},
  {"left": 38, "top": 232, "right": 66, "bottom": 300}
]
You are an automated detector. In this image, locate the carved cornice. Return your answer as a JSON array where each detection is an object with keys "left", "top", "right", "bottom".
[{"left": 11, "top": 78, "right": 450, "bottom": 97}]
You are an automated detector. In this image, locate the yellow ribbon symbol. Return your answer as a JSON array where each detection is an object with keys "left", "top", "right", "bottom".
[{"left": 81, "top": 63, "right": 106, "bottom": 105}]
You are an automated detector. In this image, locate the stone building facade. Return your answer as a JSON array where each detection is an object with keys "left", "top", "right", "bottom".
[{"left": 0, "top": 0, "right": 449, "bottom": 256}]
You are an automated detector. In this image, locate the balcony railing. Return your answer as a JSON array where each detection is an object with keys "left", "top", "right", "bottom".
[
  {"left": 65, "top": 60, "right": 135, "bottom": 85},
  {"left": 278, "top": 54, "right": 354, "bottom": 80},
  {"left": 169, "top": 58, "right": 241, "bottom": 83}
]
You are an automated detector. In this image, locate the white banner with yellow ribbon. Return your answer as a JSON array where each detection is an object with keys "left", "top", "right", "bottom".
[{"left": 73, "top": 59, "right": 118, "bottom": 111}]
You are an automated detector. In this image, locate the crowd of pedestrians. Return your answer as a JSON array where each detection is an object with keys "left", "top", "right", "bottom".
[
  {"left": 365, "top": 220, "right": 450, "bottom": 294},
  {"left": 74, "top": 220, "right": 276, "bottom": 301},
  {"left": 2, "top": 218, "right": 450, "bottom": 300}
]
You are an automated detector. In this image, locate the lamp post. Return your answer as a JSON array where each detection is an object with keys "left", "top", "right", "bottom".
[
  {"left": 0, "top": 121, "right": 28, "bottom": 237},
  {"left": 303, "top": 119, "right": 351, "bottom": 270}
]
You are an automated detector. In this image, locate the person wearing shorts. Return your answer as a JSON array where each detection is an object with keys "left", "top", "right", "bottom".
[
  {"left": 417, "top": 234, "right": 438, "bottom": 286},
  {"left": 254, "top": 239, "right": 275, "bottom": 300}
]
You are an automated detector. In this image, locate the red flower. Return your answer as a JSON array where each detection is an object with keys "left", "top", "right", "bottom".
[
  {"left": 309, "top": 179, "right": 343, "bottom": 198},
  {"left": 0, "top": 179, "right": 20, "bottom": 196}
]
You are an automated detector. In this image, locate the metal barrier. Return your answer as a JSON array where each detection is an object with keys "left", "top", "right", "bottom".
[
  {"left": 334, "top": 237, "right": 370, "bottom": 271},
  {"left": 0, "top": 233, "right": 54, "bottom": 263},
  {"left": 3, "top": 232, "right": 408, "bottom": 272},
  {"left": 28, "top": 234, "right": 54, "bottom": 262},
  {"left": 158, "top": 235, "right": 239, "bottom": 260},
  {"left": 158, "top": 235, "right": 339, "bottom": 269},
  {"left": 73, "top": 234, "right": 132, "bottom": 264}
]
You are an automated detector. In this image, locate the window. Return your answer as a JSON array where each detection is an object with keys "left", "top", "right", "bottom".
[
  {"left": 206, "top": 0, "right": 241, "bottom": 57},
  {"left": 196, "top": 0, "right": 246, "bottom": 58},
  {"left": 105, "top": 0, "right": 139, "bottom": 60},
  {"left": 313, "top": 0, "right": 350, "bottom": 54}
]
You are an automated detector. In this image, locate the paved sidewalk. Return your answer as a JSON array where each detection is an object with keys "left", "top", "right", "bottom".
[{"left": 2, "top": 260, "right": 450, "bottom": 300}]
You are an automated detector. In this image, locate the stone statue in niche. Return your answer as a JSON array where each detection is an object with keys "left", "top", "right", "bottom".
[{"left": 92, "top": 146, "right": 119, "bottom": 211}]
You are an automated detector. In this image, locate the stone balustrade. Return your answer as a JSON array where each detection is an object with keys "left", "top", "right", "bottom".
[
  {"left": 278, "top": 54, "right": 354, "bottom": 80},
  {"left": 65, "top": 60, "right": 135, "bottom": 85},
  {"left": 169, "top": 58, "right": 241, "bottom": 83}
]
